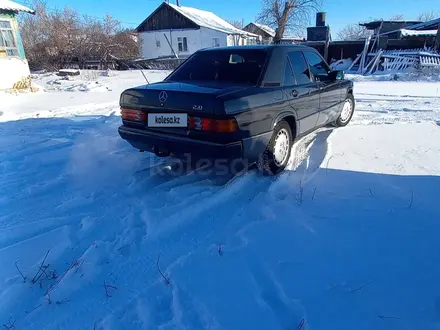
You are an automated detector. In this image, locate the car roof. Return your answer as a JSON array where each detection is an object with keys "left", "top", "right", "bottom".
[{"left": 198, "top": 44, "right": 315, "bottom": 52}]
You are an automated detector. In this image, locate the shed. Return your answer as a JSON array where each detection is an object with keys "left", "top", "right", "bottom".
[
  {"left": 0, "top": 0, "right": 35, "bottom": 90},
  {"left": 359, "top": 20, "right": 422, "bottom": 39}
]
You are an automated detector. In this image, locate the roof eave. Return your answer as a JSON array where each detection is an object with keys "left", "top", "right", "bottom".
[
  {"left": 20, "top": 8, "right": 35, "bottom": 14},
  {"left": 136, "top": 2, "right": 258, "bottom": 37},
  {"left": 0, "top": 7, "right": 35, "bottom": 14}
]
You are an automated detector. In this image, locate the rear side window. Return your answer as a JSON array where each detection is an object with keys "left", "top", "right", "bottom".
[
  {"left": 303, "top": 51, "right": 331, "bottom": 81},
  {"left": 166, "top": 50, "right": 267, "bottom": 86},
  {"left": 287, "top": 52, "right": 311, "bottom": 85}
]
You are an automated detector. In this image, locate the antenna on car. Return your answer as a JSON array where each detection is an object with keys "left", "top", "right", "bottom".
[{"left": 140, "top": 70, "right": 150, "bottom": 84}]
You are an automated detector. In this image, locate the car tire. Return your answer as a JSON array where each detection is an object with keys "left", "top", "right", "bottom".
[
  {"left": 258, "top": 120, "right": 293, "bottom": 175},
  {"left": 334, "top": 93, "right": 355, "bottom": 127}
]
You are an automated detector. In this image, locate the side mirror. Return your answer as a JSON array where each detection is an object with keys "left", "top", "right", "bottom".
[{"left": 329, "top": 70, "right": 344, "bottom": 81}]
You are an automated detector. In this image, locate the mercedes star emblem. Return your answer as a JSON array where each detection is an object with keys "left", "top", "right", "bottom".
[{"left": 159, "top": 91, "right": 168, "bottom": 103}]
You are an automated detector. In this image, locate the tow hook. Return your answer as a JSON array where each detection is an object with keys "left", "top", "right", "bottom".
[{"left": 152, "top": 146, "right": 171, "bottom": 157}]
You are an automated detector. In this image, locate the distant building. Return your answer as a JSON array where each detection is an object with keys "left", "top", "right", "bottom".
[
  {"left": 136, "top": 2, "right": 259, "bottom": 60},
  {"left": 279, "top": 35, "right": 305, "bottom": 44},
  {"left": 359, "top": 20, "right": 422, "bottom": 39},
  {"left": 243, "top": 22, "right": 305, "bottom": 44},
  {"left": 0, "top": 0, "right": 34, "bottom": 90},
  {"left": 242, "top": 23, "right": 275, "bottom": 44},
  {"left": 360, "top": 18, "right": 440, "bottom": 50}
]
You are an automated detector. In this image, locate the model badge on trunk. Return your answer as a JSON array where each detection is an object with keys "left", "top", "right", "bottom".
[{"left": 192, "top": 105, "right": 203, "bottom": 111}]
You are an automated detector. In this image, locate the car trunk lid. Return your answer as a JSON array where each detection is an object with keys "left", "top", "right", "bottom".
[{"left": 120, "top": 81, "right": 248, "bottom": 136}]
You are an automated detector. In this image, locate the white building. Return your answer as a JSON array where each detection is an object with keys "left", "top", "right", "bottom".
[
  {"left": 136, "top": 2, "right": 259, "bottom": 60},
  {"left": 0, "top": 0, "right": 35, "bottom": 90}
]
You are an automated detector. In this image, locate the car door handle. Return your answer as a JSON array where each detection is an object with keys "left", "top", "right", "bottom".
[{"left": 291, "top": 89, "right": 299, "bottom": 98}]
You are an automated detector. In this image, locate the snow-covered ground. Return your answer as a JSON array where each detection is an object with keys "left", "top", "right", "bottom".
[
  {"left": 0, "top": 70, "right": 170, "bottom": 122},
  {"left": 1, "top": 70, "right": 440, "bottom": 330}
]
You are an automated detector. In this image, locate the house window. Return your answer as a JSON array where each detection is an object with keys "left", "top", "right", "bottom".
[
  {"left": 212, "top": 38, "right": 220, "bottom": 47},
  {"left": 0, "top": 20, "right": 19, "bottom": 57},
  {"left": 177, "top": 37, "right": 188, "bottom": 52}
]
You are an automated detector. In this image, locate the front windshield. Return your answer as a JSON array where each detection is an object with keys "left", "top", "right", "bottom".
[{"left": 166, "top": 49, "right": 268, "bottom": 86}]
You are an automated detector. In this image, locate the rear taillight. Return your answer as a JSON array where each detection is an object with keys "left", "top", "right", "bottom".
[
  {"left": 121, "top": 108, "right": 146, "bottom": 122},
  {"left": 189, "top": 117, "right": 238, "bottom": 133}
]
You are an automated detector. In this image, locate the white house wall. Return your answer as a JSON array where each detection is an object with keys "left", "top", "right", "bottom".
[
  {"left": 139, "top": 27, "right": 257, "bottom": 59},
  {"left": 139, "top": 29, "right": 203, "bottom": 59},
  {"left": 199, "top": 27, "right": 228, "bottom": 48},
  {"left": 0, "top": 57, "right": 30, "bottom": 90},
  {"left": 227, "top": 34, "right": 256, "bottom": 46}
]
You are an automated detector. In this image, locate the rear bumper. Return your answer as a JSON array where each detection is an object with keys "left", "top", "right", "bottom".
[{"left": 118, "top": 126, "right": 244, "bottom": 159}]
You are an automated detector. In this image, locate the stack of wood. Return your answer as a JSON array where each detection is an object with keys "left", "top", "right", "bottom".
[{"left": 347, "top": 35, "right": 440, "bottom": 75}]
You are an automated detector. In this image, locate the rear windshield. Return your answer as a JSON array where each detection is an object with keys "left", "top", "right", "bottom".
[{"left": 166, "top": 49, "right": 268, "bottom": 86}]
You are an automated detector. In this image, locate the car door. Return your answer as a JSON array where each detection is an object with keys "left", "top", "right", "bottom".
[
  {"left": 303, "top": 51, "right": 342, "bottom": 127},
  {"left": 285, "top": 51, "right": 320, "bottom": 136}
]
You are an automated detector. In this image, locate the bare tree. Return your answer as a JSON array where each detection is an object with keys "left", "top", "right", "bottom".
[
  {"left": 417, "top": 11, "right": 438, "bottom": 22},
  {"left": 337, "top": 24, "right": 370, "bottom": 41},
  {"left": 227, "top": 19, "right": 243, "bottom": 29},
  {"left": 389, "top": 14, "right": 405, "bottom": 21},
  {"left": 258, "top": 0, "right": 321, "bottom": 43},
  {"left": 19, "top": 0, "right": 139, "bottom": 70}
]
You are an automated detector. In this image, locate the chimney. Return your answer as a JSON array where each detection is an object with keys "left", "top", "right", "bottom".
[
  {"left": 176, "top": 0, "right": 180, "bottom": 6},
  {"left": 316, "top": 12, "right": 326, "bottom": 27}
]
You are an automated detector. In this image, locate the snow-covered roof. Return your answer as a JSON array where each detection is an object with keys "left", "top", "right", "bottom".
[
  {"left": 252, "top": 23, "right": 275, "bottom": 37},
  {"left": 400, "top": 29, "right": 438, "bottom": 37},
  {"left": 404, "top": 17, "right": 440, "bottom": 31},
  {"left": 0, "top": 0, "right": 35, "bottom": 14},
  {"left": 282, "top": 35, "right": 304, "bottom": 40},
  {"left": 167, "top": 3, "right": 257, "bottom": 37}
]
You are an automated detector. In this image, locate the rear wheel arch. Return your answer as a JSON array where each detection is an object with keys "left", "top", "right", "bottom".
[
  {"left": 346, "top": 88, "right": 355, "bottom": 108},
  {"left": 259, "top": 120, "right": 293, "bottom": 175},
  {"left": 273, "top": 113, "right": 297, "bottom": 140}
]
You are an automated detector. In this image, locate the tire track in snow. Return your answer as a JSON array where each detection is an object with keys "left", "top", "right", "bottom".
[
  {"left": 86, "top": 171, "right": 273, "bottom": 328},
  {"left": 209, "top": 129, "right": 332, "bottom": 328},
  {"left": 352, "top": 91, "right": 440, "bottom": 125},
  {"left": 0, "top": 116, "right": 332, "bottom": 329},
  {"left": 102, "top": 130, "right": 333, "bottom": 328}
]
